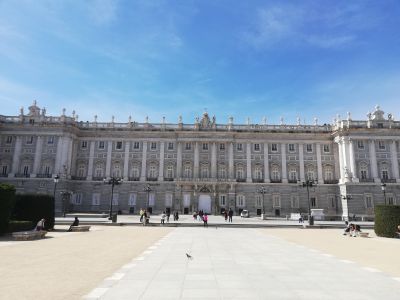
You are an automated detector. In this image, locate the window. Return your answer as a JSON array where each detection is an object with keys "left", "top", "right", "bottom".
[
  {"left": 99, "top": 141, "right": 105, "bottom": 149},
  {"left": 183, "top": 194, "right": 190, "bottom": 207},
  {"left": 148, "top": 193, "right": 155, "bottom": 206},
  {"left": 360, "top": 163, "right": 368, "bottom": 180},
  {"left": 306, "top": 144, "right": 313, "bottom": 152},
  {"left": 324, "top": 166, "right": 333, "bottom": 181},
  {"left": 237, "top": 143, "right": 243, "bottom": 151},
  {"left": 44, "top": 165, "right": 51, "bottom": 175},
  {"left": 112, "top": 193, "right": 119, "bottom": 205},
  {"left": 116, "top": 141, "right": 123, "bottom": 150},
  {"left": 271, "top": 166, "right": 280, "bottom": 180},
  {"left": 185, "top": 143, "right": 191, "bottom": 150},
  {"left": 184, "top": 165, "right": 192, "bottom": 178},
  {"left": 381, "top": 163, "right": 389, "bottom": 180},
  {"left": 47, "top": 136, "right": 54, "bottom": 144},
  {"left": 219, "top": 143, "right": 225, "bottom": 151},
  {"left": 236, "top": 166, "right": 244, "bottom": 179},
  {"left": 311, "top": 197, "right": 316, "bottom": 207},
  {"left": 201, "top": 166, "right": 209, "bottom": 178},
  {"left": 2, "top": 165, "right": 8, "bottom": 175},
  {"left": 271, "top": 144, "right": 277, "bottom": 152},
  {"left": 165, "top": 193, "right": 173, "bottom": 207},
  {"left": 236, "top": 195, "right": 245, "bottom": 207},
  {"left": 131, "top": 166, "right": 140, "bottom": 178},
  {"left": 95, "top": 167, "right": 103, "bottom": 178},
  {"left": 306, "top": 166, "right": 315, "bottom": 181},
  {"left": 323, "top": 145, "right": 330, "bottom": 153},
  {"left": 387, "top": 195, "right": 394, "bottom": 205},
  {"left": 26, "top": 136, "right": 33, "bottom": 144},
  {"left": 288, "top": 144, "right": 295, "bottom": 152},
  {"left": 23, "top": 165, "right": 29, "bottom": 175},
  {"left": 290, "top": 195, "right": 299, "bottom": 208},
  {"left": 328, "top": 195, "right": 335, "bottom": 208},
  {"left": 219, "top": 195, "right": 226, "bottom": 206},
  {"left": 92, "top": 193, "right": 101, "bottom": 206},
  {"left": 202, "top": 143, "right": 208, "bottom": 150},
  {"left": 254, "top": 166, "right": 263, "bottom": 180},
  {"left": 168, "top": 142, "right": 174, "bottom": 150},
  {"left": 255, "top": 195, "right": 262, "bottom": 207},
  {"left": 128, "top": 193, "right": 137, "bottom": 206},
  {"left": 133, "top": 142, "right": 140, "bottom": 149},
  {"left": 166, "top": 165, "right": 173, "bottom": 178},
  {"left": 219, "top": 166, "right": 226, "bottom": 178},
  {"left": 112, "top": 165, "right": 121, "bottom": 178},
  {"left": 357, "top": 141, "right": 364, "bottom": 149},
  {"left": 73, "top": 193, "right": 83, "bottom": 205},
  {"left": 378, "top": 141, "right": 386, "bottom": 150},
  {"left": 150, "top": 142, "right": 157, "bottom": 150},
  {"left": 289, "top": 167, "right": 297, "bottom": 181},
  {"left": 149, "top": 165, "right": 157, "bottom": 178},
  {"left": 254, "top": 143, "right": 260, "bottom": 151},
  {"left": 365, "top": 195, "right": 373, "bottom": 208},
  {"left": 6, "top": 136, "right": 12, "bottom": 144},
  {"left": 272, "top": 195, "right": 280, "bottom": 207}
]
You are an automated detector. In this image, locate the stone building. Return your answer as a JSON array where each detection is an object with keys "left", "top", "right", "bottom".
[{"left": 0, "top": 101, "right": 399, "bottom": 219}]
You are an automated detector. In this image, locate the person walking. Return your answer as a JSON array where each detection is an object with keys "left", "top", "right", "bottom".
[
  {"left": 166, "top": 211, "right": 170, "bottom": 223},
  {"left": 175, "top": 211, "right": 179, "bottom": 221},
  {"left": 139, "top": 208, "right": 144, "bottom": 223},
  {"left": 228, "top": 208, "right": 233, "bottom": 223},
  {"left": 68, "top": 217, "right": 79, "bottom": 231},
  {"left": 224, "top": 210, "right": 228, "bottom": 222},
  {"left": 203, "top": 213, "right": 208, "bottom": 227},
  {"left": 161, "top": 211, "right": 166, "bottom": 225}
]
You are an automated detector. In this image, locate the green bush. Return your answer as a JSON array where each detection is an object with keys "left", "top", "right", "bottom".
[
  {"left": 374, "top": 205, "right": 400, "bottom": 238},
  {"left": 0, "top": 183, "right": 16, "bottom": 235},
  {"left": 8, "top": 220, "right": 34, "bottom": 232},
  {"left": 13, "top": 194, "right": 55, "bottom": 230}
]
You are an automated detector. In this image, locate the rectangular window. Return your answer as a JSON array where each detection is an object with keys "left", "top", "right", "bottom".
[
  {"left": 148, "top": 193, "right": 155, "bottom": 206},
  {"left": 327, "top": 195, "right": 335, "bottom": 208},
  {"left": 254, "top": 144, "right": 260, "bottom": 151},
  {"left": 310, "top": 197, "right": 316, "bottom": 207},
  {"left": 6, "top": 136, "right": 13, "bottom": 144},
  {"left": 273, "top": 195, "right": 280, "bottom": 207},
  {"left": 288, "top": 144, "right": 295, "bottom": 152},
  {"left": 387, "top": 195, "right": 394, "bottom": 205},
  {"left": 133, "top": 142, "right": 140, "bottom": 149},
  {"left": 255, "top": 195, "right": 262, "bottom": 207},
  {"left": 185, "top": 143, "right": 191, "bottom": 150},
  {"left": 237, "top": 143, "right": 243, "bottom": 151},
  {"left": 271, "top": 144, "right": 277, "bottom": 152},
  {"left": 202, "top": 143, "right": 208, "bottom": 150},
  {"left": 47, "top": 136, "right": 54, "bottom": 144},
  {"left": 2, "top": 165, "right": 8, "bottom": 175},
  {"left": 116, "top": 141, "right": 123, "bottom": 150},
  {"left": 306, "top": 144, "right": 313, "bottom": 152},
  {"left": 81, "top": 141, "right": 87, "bottom": 149},
  {"left": 219, "top": 143, "right": 225, "bottom": 151},
  {"left": 323, "top": 145, "right": 330, "bottom": 153},
  {"left": 92, "top": 193, "right": 100, "bottom": 206},
  {"left": 183, "top": 194, "right": 190, "bottom": 207},
  {"left": 99, "top": 141, "right": 105, "bottom": 149},
  {"left": 73, "top": 193, "right": 83, "bottom": 205},
  {"left": 128, "top": 193, "right": 137, "bottom": 206},
  {"left": 168, "top": 142, "right": 174, "bottom": 150},
  {"left": 357, "top": 141, "right": 364, "bottom": 149},
  {"left": 165, "top": 193, "right": 173, "bottom": 207},
  {"left": 378, "top": 141, "right": 386, "bottom": 150},
  {"left": 26, "top": 136, "right": 33, "bottom": 144},
  {"left": 290, "top": 195, "right": 299, "bottom": 208},
  {"left": 237, "top": 195, "right": 245, "bottom": 207},
  {"left": 151, "top": 142, "right": 157, "bottom": 150},
  {"left": 365, "top": 195, "right": 373, "bottom": 208},
  {"left": 219, "top": 195, "right": 226, "bottom": 206},
  {"left": 23, "top": 165, "right": 29, "bottom": 175}
]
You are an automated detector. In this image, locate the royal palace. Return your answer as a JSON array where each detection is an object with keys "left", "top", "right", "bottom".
[{"left": 1, "top": 101, "right": 399, "bottom": 220}]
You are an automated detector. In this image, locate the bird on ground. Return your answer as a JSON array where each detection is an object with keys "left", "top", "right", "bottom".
[{"left": 186, "top": 253, "right": 193, "bottom": 260}]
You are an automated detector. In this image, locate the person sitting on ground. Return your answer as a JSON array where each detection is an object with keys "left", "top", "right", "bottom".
[
  {"left": 68, "top": 217, "right": 80, "bottom": 231},
  {"left": 396, "top": 225, "right": 400, "bottom": 238},
  {"left": 350, "top": 223, "right": 360, "bottom": 237},
  {"left": 36, "top": 218, "right": 45, "bottom": 231},
  {"left": 343, "top": 221, "right": 351, "bottom": 235}
]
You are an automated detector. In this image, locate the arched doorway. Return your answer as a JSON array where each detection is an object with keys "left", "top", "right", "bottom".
[{"left": 198, "top": 194, "right": 212, "bottom": 213}]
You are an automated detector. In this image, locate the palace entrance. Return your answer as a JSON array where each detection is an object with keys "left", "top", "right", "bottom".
[{"left": 198, "top": 194, "right": 212, "bottom": 214}]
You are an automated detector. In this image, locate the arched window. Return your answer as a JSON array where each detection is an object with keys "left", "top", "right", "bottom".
[
  {"left": 112, "top": 164, "right": 121, "bottom": 178},
  {"left": 306, "top": 165, "right": 315, "bottom": 181},
  {"left": 254, "top": 165, "right": 263, "bottom": 180},
  {"left": 219, "top": 165, "right": 226, "bottom": 178},
  {"left": 324, "top": 165, "right": 333, "bottom": 181},
  {"left": 166, "top": 165, "right": 174, "bottom": 178},
  {"left": 131, "top": 165, "right": 140, "bottom": 178},
  {"left": 77, "top": 165, "right": 86, "bottom": 177},
  {"left": 201, "top": 164, "right": 209, "bottom": 178},
  {"left": 95, "top": 165, "right": 104, "bottom": 178},
  {"left": 359, "top": 163, "right": 368, "bottom": 180},
  {"left": 380, "top": 163, "right": 389, "bottom": 180},
  {"left": 288, "top": 166, "right": 297, "bottom": 181},
  {"left": 184, "top": 164, "right": 192, "bottom": 178},
  {"left": 271, "top": 165, "right": 280, "bottom": 181},
  {"left": 148, "top": 165, "right": 157, "bottom": 178},
  {"left": 236, "top": 165, "right": 244, "bottom": 179}
]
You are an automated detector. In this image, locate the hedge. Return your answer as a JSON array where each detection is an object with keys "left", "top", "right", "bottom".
[
  {"left": 13, "top": 194, "right": 55, "bottom": 230},
  {"left": 8, "top": 220, "right": 34, "bottom": 232},
  {"left": 374, "top": 205, "right": 400, "bottom": 238},
  {"left": 0, "top": 183, "right": 16, "bottom": 235}
]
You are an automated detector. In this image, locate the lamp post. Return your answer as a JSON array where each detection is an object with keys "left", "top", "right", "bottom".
[
  {"left": 381, "top": 183, "right": 387, "bottom": 205},
  {"left": 53, "top": 174, "right": 59, "bottom": 218},
  {"left": 258, "top": 186, "right": 266, "bottom": 218},
  {"left": 341, "top": 194, "right": 352, "bottom": 221},
  {"left": 144, "top": 184, "right": 152, "bottom": 211},
  {"left": 299, "top": 180, "right": 315, "bottom": 225},
  {"left": 104, "top": 177, "right": 123, "bottom": 220},
  {"left": 60, "top": 191, "right": 71, "bottom": 217}
]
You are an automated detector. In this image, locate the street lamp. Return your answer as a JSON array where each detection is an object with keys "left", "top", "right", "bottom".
[
  {"left": 60, "top": 191, "right": 71, "bottom": 217},
  {"left": 341, "top": 194, "right": 352, "bottom": 221},
  {"left": 381, "top": 183, "right": 387, "bottom": 205},
  {"left": 144, "top": 184, "right": 152, "bottom": 211},
  {"left": 104, "top": 177, "right": 123, "bottom": 219},
  {"left": 299, "top": 180, "right": 315, "bottom": 226},
  {"left": 53, "top": 174, "right": 59, "bottom": 213},
  {"left": 257, "top": 187, "right": 266, "bottom": 217}
]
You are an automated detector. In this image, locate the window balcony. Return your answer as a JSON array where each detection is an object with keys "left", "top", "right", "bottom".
[
  {"left": 359, "top": 178, "right": 374, "bottom": 183},
  {"left": 15, "top": 173, "right": 30, "bottom": 178},
  {"left": 92, "top": 177, "right": 104, "bottom": 181},
  {"left": 252, "top": 179, "right": 264, "bottom": 183},
  {"left": 128, "top": 177, "right": 140, "bottom": 181},
  {"left": 381, "top": 178, "right": 396, "bottom": 183},
  {"left": 270, "top": 179, "right": 282, "bottom": 183},
  {"left": 236, "top": 178, "right": 246, "bottom": 182},
  {"left": 288, "top": 179, "right": 298, "bottom": 184},
  {"left": 36, "top": 174, "right": 52, "bottom": 178},
  {"left": 71, "top": 176, "right": 86, "bottom": 180},
  {"left": 147, "top": 177, "right": 158, "bottom": 181},
  {"left": 164, "top": 178, "right": 174, "bottom": 181},
  {"left": 324, "top": 179, "right": 339, "bottom": 184}
]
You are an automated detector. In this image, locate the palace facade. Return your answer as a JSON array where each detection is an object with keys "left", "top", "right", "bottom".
[{"left": 1, "top": 101, "right": 399, "bottom": 219}]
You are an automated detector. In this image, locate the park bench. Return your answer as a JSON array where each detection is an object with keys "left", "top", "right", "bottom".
[
  {"left": 358, "top": 232, "right": 369, "bottom": 238},
  {"left": 70, "top": 225, "right": 91, "bottom": 232},
  {"left": 12, "top": 230, "right": 47, "bottom": 241}
]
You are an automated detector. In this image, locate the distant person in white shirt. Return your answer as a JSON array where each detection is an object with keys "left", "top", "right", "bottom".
[{"left": 36, "top": 218, "right": 45, "bottom": 231}]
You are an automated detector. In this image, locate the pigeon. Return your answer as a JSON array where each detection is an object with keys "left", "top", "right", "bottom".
[{"left": 186, "top": 253, "right": 193, "bottom": 260}]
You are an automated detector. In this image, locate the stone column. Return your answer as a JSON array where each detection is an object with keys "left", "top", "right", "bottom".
[
  {"left": 263, "top": 142, "right": 270, "bottom": 183},
  {"left": 194, "top": 142, "right": 199, "bottom": 179},
  {"left": 140, "top": 141, "right": 147, "bottom": 181},
  {"left": 369, "top": 140, "right": 380, "bottom": 182},
  {"left": 32, "top": 136, "right": 43, "bottom": 177},
  {"left": 281, "top": 143, "right": 287, "bottom": 183},
  {"left": 348, "top": 139, "right": 358, "bottom": 182},
  {"left": 299, "top": 143, "right": 305, "bottom": 181},
  {"left": 10, "top": 136, "right": 22, "bottom": 176},
  {"left": 66, "top": 137, "right": 73, "bottom": 178},
  {"left": 176, "top": 142, "right": 182, "bottom": 179},
  {"left": 390, "top": 140, "right": 400, "bottom": 182},
  {"left": 228, "top": 142, "right": 234, "bottom": 179},
  {"left": 333, "top": 143, "right": 340, "bottom": 181},
  {"left": 158, "top": 141, "right": 165, "bottom": 181},
  {"left": 105, "top": 141, "right": 112, "bottom": 178},
  {"left": 54, "top": 137, "right": 64, "bottom": 175},
  {"left": 211, "top": 142, "right": 217, "bottom": 178},
  {"left": 123, "top": 141, "right": 130, "bottom": 180},
  {"left": 340, "top": 138, "right": 351, "bottom": 183},
  {"left": 87, "top": 141, "right": 95, "bottom": 180},
  {"left": 336, "top": 139, "right": 345, "bottom": 183},
  {"left": 316, "top": 143, "right": 323, "bottom": 184},
  {"left": 246, "top": 143, "right": 252, "bottom": 182}
]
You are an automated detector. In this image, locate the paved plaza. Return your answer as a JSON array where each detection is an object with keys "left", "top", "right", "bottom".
[{"left": 1, "top": 224, "right": 399, "bottom": 300}]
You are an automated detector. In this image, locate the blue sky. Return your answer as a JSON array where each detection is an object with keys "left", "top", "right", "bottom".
[{"left": 1, "top": 0, "right": 400, "bottom": 125}]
